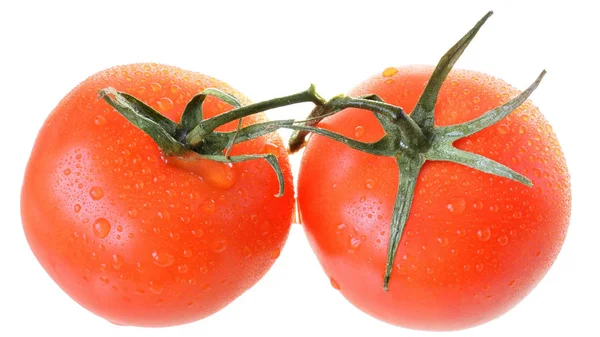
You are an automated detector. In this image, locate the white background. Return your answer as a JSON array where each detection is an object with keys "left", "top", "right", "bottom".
[{"left": 1, "top": 0, "right": 598, "bottom": 336}]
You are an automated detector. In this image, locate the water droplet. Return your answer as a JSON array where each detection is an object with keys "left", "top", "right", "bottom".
[
  {"left": 183, "top": 249, "right": 193, "bottom": 258},
  {"left": 94, "top": 115, "right": 107, "bottom": 126},
  {"left": 513, "top": 211, "right": 522, "bottom": 219},
  {"left": 535, "top": 251, "right": 542, "bottom": 257},
  {"left": 127, "top": 208, "right": 138, "bottom": 218},
  {"left": 151, "top": 251, "right": 175, "bottom": 268},
  {"left": 170, "top": 85, "right": 181, "bottom": 94},
  {"left": 382, "top": 67, "right": 398, "bottom": 77},
  {"left": 473, "top": 96, "right": 481, "bottom": 104},
  {"left": 262, "top": 142, "right": 279, "bottom": 155},
  {"left": 89, "top": 186, "right": 104, "bottom": 200},
  {"left": 509, "top": 280, "right": 516, "bottom": 287},
  {"left": 477, "top": 227, "right": 491, "bottom": 242},
  {"left": 270, "top": 248, "right": 281, "bottom": 259},
  {"left": 210, "top": 239, "right": 228, "bottom": 253},
  {"left": 447, "top": 197, "right": 466, "bottom": 215},
  {"left": 475, "top": 263, "right": 485, "bottom": 272},
  {"left": 330, "top": 277, "right": 340, "bottom": 290},
  {"left": 349, "top": 237, "right": 362, "bottom": 249},
  {"left": 199, "top": 199, "right": 216, "bottom": 215},
  {"left": 112, "top": 254, "right": 124, "bottom": 270},
  {"left": 149, "top": 280, "right": 163, "bottom": 294},
  {"left": 521, "top": 114, "right": 530, "bottom": 122},
  {"left": 74, "top": 204, "right": 81, "bottom": 213},
  {"left": 150, "top": 82, "right": 161, "bottom": 92},
  {"left": 242, "top": 246, "right": 252, "bottom": 258},
  {"left": 354, "top": 125, "right": 365, "bottom": 138},
  {"left": 177, "top": 264, "right": 188, "bottom": 274},
  {"left": 365, "top": 179, "right": 375, "bottom": 189},
  {"left": 92, "top": 218, "right": 111, "bottom": 238},
  {"left": 519, "top": 125, "right": 527, "bottom": 134},
  {"left": 63, "top": 168, "right": 72, "bottom": 175},
  {"left": 498, "top": 235, "right": 509, "bottom": 246},
  {"left": 156, "top": 97, "right": 174, "bottom": 112},
  {"left": 437, "top": 236, "right": 449, "bottom": 247},
  {"left": 497, "top": 124, "right": 510, "bottom": 135},
  {"left": 100, "top": 277, "right": 110, "bottom": 284},
  {"left": 192, "top": 228, "right": 204, "bottom": 238}
]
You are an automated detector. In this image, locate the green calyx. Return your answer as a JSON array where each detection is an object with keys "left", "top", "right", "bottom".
[
  {"left": 288, "top": 10, "right": 543, "bottom": 290},
  {"left": 98, "top": 85, "right": 325, "bottom": 197}
]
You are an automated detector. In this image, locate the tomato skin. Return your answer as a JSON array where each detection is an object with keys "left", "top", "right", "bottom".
[
  {"left": 21, "top": 63, "right": 294, "bottom": 327},
  {"left": 297, "top": 66, "right": 571, "bottom": 330}
]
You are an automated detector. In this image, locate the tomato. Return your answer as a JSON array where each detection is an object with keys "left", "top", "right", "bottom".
[
  {"left": 296, "top": 65, "right": 571, "bottom": 330},
  {"left": 21, "top": 63, "right": 295, "bottom": 327}
]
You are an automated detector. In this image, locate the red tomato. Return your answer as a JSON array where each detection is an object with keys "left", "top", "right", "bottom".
[
  {"left": 297, "top": 66, "right": 571, "bottom": 330},
  {"left": 21, "top": 63, "right": 294, "bottom": 327}
]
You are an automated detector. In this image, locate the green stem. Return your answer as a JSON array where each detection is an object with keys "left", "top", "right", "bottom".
[{"left": 186, "top": 85, "right": 325, "bottom": 146}]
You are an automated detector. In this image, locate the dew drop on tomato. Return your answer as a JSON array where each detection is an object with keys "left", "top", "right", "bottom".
[
  {"left": 270, "top": 248, "right": 281, "bottom": 259},
  {"left": 199, "top": 199, "right": 216, "bottom": 215},
  {"left": 94, "top": 115, "right": 107, "bottom": 126},
  {"left": 127, "top": 208, "right": 138, "bottom": 218},
  {"left": 148, "top": 280, "right": 163, "bottom": 294},
  {"left": 437, "top": 236, "right": 449, "bottom": 247},
  {"left": 497, "top": 124, "right": 510, "bottom": 135},
  {"left": 149, "top": 82, "right": 161, "bottom": 92},
  {"left": 156, "top": 97, "right": 174, "bottom": 112},
  {"left": 447, "top": 197, "right": 466, "bottom": 215},
  {"left": 151, "top": 250, "right": 175, "bottom": 268},
  {"left": 477, "top": 227, "right": 491, "bottom": 242},
  {"left": 262, "top": 142, "right": 279, "bottom": 155},
  {"left": 330, "top": 277, "right": 341, "bottom": 290},
  {"left": 89, "top": 186, "right": 104, "bottom": 200},
  {"left": 192, "top": 228, "right": 204, "bottom": 238},
  {"left": 498, "top": 235, "right": 509, "bottom": 246},
  {"left": 177, "top": 264, "right": 188, "bottom": 274},
  {"left": 349, "top": 236, "right": 362, "bottom": 250},
  {"left": 92, "top": 218, "right": 111, "bottom": 238},
  {"left": 354, "top": 125, "right": 365, "bottom": 139},
  {"left": 112, "top": 254, "right": 124, "bottom": 270},
  {"left": 365, "top": 179, "right": 375, "bottom": 189},
  {"left": 210, "top": 239, "right": 228, "bottom": 253},
  {"left": 381, "top": 67, "right": 398, "bottom": 77}
]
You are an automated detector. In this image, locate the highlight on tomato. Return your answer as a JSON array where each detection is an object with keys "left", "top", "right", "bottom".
[
  {"left": 290, "top": 11, "right": 571, "bottom": 331},
  {"left": 20, "top": 63, "right": 311, "bottom": 327}
]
